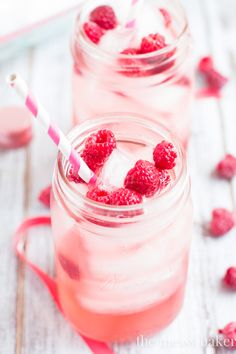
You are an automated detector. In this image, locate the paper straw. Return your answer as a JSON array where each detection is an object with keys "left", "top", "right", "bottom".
[
  {"left": 125, "top": 0, "right": 143, "bottom": 29},
  {"left": 6, "top": 73, "right": 97, "bottom": 185}
]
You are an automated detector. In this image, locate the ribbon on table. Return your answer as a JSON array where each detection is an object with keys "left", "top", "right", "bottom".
[{"left": 14, "top": 216, "right": 114, "bottom": 354}]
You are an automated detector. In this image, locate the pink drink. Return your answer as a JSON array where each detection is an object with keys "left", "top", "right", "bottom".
[
  {"left": 51, "top": 114, "right": 193, "bottom": 342},
  {"left": 71, "top": 0, "right": 194, "bottom": 146}
]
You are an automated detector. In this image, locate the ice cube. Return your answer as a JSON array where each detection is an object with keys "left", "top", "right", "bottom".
[
  {"left": 99, "top": 30, "right": 130, "bottom": 54},
  {"left": 99, "top": 148, "right": 136, "bottom": 188}
]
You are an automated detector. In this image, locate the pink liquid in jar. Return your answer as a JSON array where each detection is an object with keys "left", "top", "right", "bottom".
[
  {"left": 51, "top": 114, "right": 193, "bottom": 342},
  {"left": 71, "top": 0, "right": 194, "bottom": 147}
]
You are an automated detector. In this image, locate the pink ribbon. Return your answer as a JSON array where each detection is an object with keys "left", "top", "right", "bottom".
[{"left": 14, "top": 216, "right": 114, "bottom": 354}]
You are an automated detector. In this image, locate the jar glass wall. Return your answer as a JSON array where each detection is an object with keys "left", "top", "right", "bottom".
[{"left": 51, "top": 113, "right": 193, "bottom": 342}]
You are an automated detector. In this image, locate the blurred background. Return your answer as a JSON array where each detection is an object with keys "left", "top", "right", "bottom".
[{"left": 0, "top": 0, "right": 236, "bottom": 353}]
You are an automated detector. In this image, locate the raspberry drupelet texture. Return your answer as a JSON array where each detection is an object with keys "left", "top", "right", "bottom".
[
  {"left": 219, "top": 322, "right": 236, "bottom": 349},
  {"left": 209, "top": 208, "right": 235, "bottom": 237},
  {"left": 86, "top": 187, "right": 143, "bottom": 206},
  {"left": 223, "top": 267, "right": 236, "bottom": 290},
  {"left": 125, "top": 160, "right": 162, "bottom": 197},
  {"left": 83, "top": 129, "right": 116, "bottom": 168},
  {"left": 216, "top": 154, "right": 236, "bottom": 180},
  {"left": 83, "top": 21, "right": 104, "bottom": 44},
  {"left": 140, "top": 33, "right": 166, "bottom": 54},
  {"left": 86, "top": 187, "right": 111, "bottom": 204},
  {"left": 110, "top": 188, "right": 143, "bottom": 206},
  {"left": 67, "top": 129, "right": 116, "bottom": 183},
  {"left": 153, "top": 140, "right": 177, "bottom": 170},
  {"left": 90, "top": 5, "right": 117, "bottom": 30}
]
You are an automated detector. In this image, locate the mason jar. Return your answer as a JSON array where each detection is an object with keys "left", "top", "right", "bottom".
[
  {"left": 71, "top": 0, "right": 194, "bottom": 147},
  {"left": 51, "top": 113, "right": 193, "bottom": 342}
]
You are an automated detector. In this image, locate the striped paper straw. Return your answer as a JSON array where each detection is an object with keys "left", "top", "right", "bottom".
[
  {"left": 6, "top": 73, "right": 97, "bottom": 185},
  {"left": 125, "top": 0, "right": 143, "bottom": 29}
]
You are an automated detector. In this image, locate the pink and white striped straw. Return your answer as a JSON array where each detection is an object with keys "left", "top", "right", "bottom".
[
  {"left": 125, "top": 0, "right": 143, "bottom": 29},
  {"left": 6, "top": 73, "right": 97, "bottom": 185}
]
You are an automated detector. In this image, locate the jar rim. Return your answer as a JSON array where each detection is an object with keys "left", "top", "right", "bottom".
[
  {"left": 73, "top": 0, "right": 189, "bottom": 64},
  {"left": 53, "top": 113, "right": 188, "bottom": 221}
]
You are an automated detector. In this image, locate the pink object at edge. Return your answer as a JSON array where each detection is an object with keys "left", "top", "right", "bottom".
[
  {"left": 0, "top": 106, "right": 33, "bottom": 149},
  {"left": 38, "top": 186, "right": 51, "bottom": 208}
]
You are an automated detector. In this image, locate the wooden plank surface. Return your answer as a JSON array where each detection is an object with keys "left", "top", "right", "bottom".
[{"left": 0, "top": 0, "right": 236, "bottom": 353}]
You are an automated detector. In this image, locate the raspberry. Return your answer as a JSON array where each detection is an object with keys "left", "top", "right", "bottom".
[
  {"left": 198, "top": 56, "right": 228, "bottom": 91},
  {"left": 198, "top": 56, "right": 214, "bottom": 73},
  {"left": 67, "top": 129, "right": 116, "bottom": 184},
  {"left": 216, "top": 154, "right": 236, "bottom": 179},
  {"left": 124, "top": 160, "right": 161, "bottom": 197},
  {"left": 159, "top": 8, "right": 172, "bottom": 28},
  {"left": 38, "top": 185, "right": 51, "bottom": 208},
  {"left": 90, "top": 5, "right": 117, "bottom": 30},
  {"left": 206, "top": 69, "right": 228, "bottom": 91},
  {"left": 58, "top": 254, "right": 80, "bottom": 280},
  {"left": 140, "top": 33, "right": 166, "bottom": 54},
  {"left": 83, "top": 21, "right": 104, "bottom": 44},
  {"left": 86, "top": 187, "right": 111, "bottom": 204},
  {"left": 223, "top": 267, "right": 236, "bottom": 289},
  {"left": 219, "top": 322, "right": 236, "bottom": 349},
  {"left": 83, "top": 129, "right": 116, "bottom": 168},
  {"left": 209, "top": 208, "right": 235, "bottom": 237},
  {"left": 110, "top": 188, "right": 143, "bottom": 206},
  {"left": 153, "top": 140, "right": 177, "bottom": 170}
]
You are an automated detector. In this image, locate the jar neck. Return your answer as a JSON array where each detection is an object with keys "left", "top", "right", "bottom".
[
  {"left": 71, "top": 0, "right": 191, "bottom": 86},
  {"left": 52, "top": 114, "right": 190, "bottom": 228}
]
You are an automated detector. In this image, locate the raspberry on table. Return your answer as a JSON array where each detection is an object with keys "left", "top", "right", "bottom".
[
  {"left": 124, "top": 160, "right": 162, "bottom": 198},
  {"left": 223, "top": 267, "right": 236, "bottom": 290},
  {"left": 198, "top": 56, "right": 214, "bottom": 73},
  {"left": 153, "top": 140, "right": 177, "bottom": 170},
  {"left": 198, "top": 56, "right": 228, "bottom": 91},
  {"left": 110, "top": 188, "right": 143, "bottom": 206},
  {"left": 86, "top": 187, "right": 111, "bottom": 204},
  {"left": 140, "top": 33, "right": 166, "bottom": 54},
  {"left": 90, "top": 5, "right": 117, "bottom": 30},
  {"left": 219, "top": 322, "right": 236, "bottom": 349},
  {"left": 83, "top": 21, "right": 105, "bottom": 44},
  {"left": 209, "top": 208, "right": 235, "bottom": 237},
  {"left": 216, "top": 154, "right": 236, "bottom": 180},
  {"left": 58, "top": 254, "right": 80, "bottom": 280},
  {"left": 38, "top": 185, "right": 51, "bottom": 208},
  {"left": 206, "top": 69, "right": 228, "bottom": 91}
]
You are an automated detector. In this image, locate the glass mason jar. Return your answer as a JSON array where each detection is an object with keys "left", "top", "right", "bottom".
[
  {"left": 51, "top": 113, "right": 193, "bottom": 342},
  {"left": 71, "top": 0, "right": 194, "bottom": 147}
]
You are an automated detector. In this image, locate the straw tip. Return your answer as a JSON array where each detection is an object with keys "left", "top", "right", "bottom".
[{"left": 6, "top": 73, "right": 18, "bottom": 87}]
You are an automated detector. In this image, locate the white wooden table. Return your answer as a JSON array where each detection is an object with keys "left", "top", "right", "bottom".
[{"left": 1, "top": 0, "right": 236, "bottom": 353}]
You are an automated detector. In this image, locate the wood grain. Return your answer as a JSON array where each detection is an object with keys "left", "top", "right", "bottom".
[{"left": 0, "top": 1, "right": 236, "bottom": 353}]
